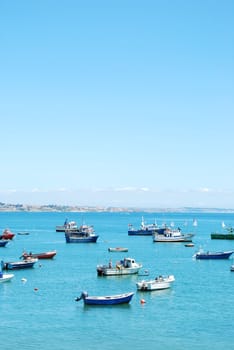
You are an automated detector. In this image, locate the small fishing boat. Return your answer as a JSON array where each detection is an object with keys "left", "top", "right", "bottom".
[
  {"left": 1, "top": 258, "right": 38, "bottom": 270},
  {"left": 193, "top": 250, "right": 234, "bottom": 260},
  {"left": 17, "top": 231, "right": 30, "bottom": 235},
  {"left": 97, "top": 257, "right": 142, "bottom": 276},
  {"left": 136, "top": 275, "right": 175, "bottom": 291},
  {"left": 153, "top": 228, "right": 194, "bottom": 243},
  {"left": 108, "top": 247, "right": 128, "bottom": 252},
  {"left": 0, "top": 240, "right": 9, "bottom": 247},
  {"left": 230, "top": 265, "right": 234, "bottom": 271},
  {"left": 0, "top": 271, "right": 14, "bottom": 283},
  {"left": 21, "top": 250, "right": 57, "bottom": 259},
  {"left": 75, "top": 291, "right": 134, "bottom": 305},
  {"left": 0, "top": 229, "right": 15, "bottom": 240}
]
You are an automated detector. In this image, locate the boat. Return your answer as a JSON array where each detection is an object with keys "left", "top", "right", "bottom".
[
  {"left": 97, "top": 257, "right": 142, "bottom": 276},
  {"left": 108, "top": 247, "right": 128, "bottom": 252},
  {"left": 1, "top": 258, "right": 38, "bottom": 270},
  {"left": 230, "top": 265, "right": 234, "bottom": 271},
  {"left": 184, "top": 243, "right": 195, "bottom": 247},
  {"left": 21, "top": 250, "right": 57, "bottom": 259},
  {"left": 0, "top": 271, "right": 14, "bottom": 283},
  {"left": 193, "top": 250, "right": 234, "bottom": 260},
  {"left": 0, "top": 229, "right": 15, "bottom": 240},
  {"left": 153, "top": 228, "right": 194, "bottom": 243},
  {"left": 75, "top": 291, "right": 134, "bottom": 305},
  {"left": 211, "top": 223, "right": 234, "bottom": 240},
  {"left": 0, "top": 240, "right": 10, "bottom": 247},
  {"left": 136, "top": 275, "right": 175, "bottom": 291},
  {"left": 128, "top": 216, "right": 167, "bottom": 236},
  {"left": 56, "top": 219, "right": 78, "bottom": 232},
  {"left": 65, "top": 224, "right": 98, "bottom": 243},
  {"left": 17, "top": 231, "right": 30, "bottom": 235}
]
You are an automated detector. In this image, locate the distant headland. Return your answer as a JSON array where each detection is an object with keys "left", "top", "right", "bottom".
[{"left": 0, "top": 202, "right": 234, "bottom": 213}]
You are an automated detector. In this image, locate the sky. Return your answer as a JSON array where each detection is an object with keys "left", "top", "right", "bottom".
[{"left": 0, "top": 0, "right": 234, "bottom": 209}]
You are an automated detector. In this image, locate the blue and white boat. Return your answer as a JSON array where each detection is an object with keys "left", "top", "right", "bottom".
[
  {"left": 75, "top": 291, "right": 134, "bottom": 305},
  {"left": 193, "top": 250, "right": 233, "bottom": 260},
  {"left": 65, "top": 224, "right": 98, "bottom": 243},
  {"left": 0, "top": 240, "right": 10, "bottom": 247},
  {"left": 128, "top": 217, "right": 166, "bottom": 236},
  {"left": 1, "top": 258, "right": 38, "bottom": 270},
  {"left": 0, "top": 270, "right": 14, "bottom": 283}
]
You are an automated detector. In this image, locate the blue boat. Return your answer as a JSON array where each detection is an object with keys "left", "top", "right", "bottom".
[
  {"left": 0, "top": 240, "right": 9, "bottom": 247},
  {"left": 75, "top": 291, "right": 134, "bottom": 305},
  {"left": 65, "top": 224, "right": 99, "bottom": 243},
  {"left": 194, "top": 250, "right": 234, "bottom": 260},
  {"left": 128, "top": 217, "right": 166, "bottom": 236},
  {"left": 1, "top": 258, "right": 38, "bottom": 270}
]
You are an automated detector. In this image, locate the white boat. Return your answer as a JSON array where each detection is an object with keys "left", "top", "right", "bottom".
[
  {"left": 97, "top": 257, "right": 142, "bottom": 276},
  {"left": 153, "top": 228, "right": 194, "bottom": 242},
  {"left": 0, "top": 271, "right": 14, "bottom": 283},
  {"left": 136, "top": 275, "right": 175, "bottom": 291}
]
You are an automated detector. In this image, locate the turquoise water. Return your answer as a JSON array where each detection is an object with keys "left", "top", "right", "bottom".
[{"left": 0, "top": 211, "right": 234, "bottom": 350}]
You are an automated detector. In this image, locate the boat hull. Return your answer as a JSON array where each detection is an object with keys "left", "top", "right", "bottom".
[
  {"left": 97, "top": 265, "right": 142, "bottom": 276},
  {"left": 136, "top": 275, "right": 175, "bottom": 291},
  {"left": 195, "top": 251, "right": 233, "bottom": 260},
  {"left": 2, "top": 259, "right": 38, "bottom": 270},
  {"left": 153, "top": 234, "right": 194, "bottom": 243},
  {"left": 0, "top": 273, "right": 14, "bottom": 282},
  {"left": 65, "top": 234, "right": 99, "bottom": 243},
  {"left": 0, "top": 240, "right": 9, "bottom": 247},
  {"left": 108, "top": 247, "right": 128, "bottom": 252},
  {"left": 22, "top": 251, "right": 57, "bottom": 259},
  {"left": 77, "top": 292, "right": 134, "bottom": 305},
  {"left": 211, "top": 233, "right": 234, "bottom": 240}
]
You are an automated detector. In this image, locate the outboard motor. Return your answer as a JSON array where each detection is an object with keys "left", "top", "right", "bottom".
[{"left": 75, "top": 291, "right": 88, "bottom": 302}]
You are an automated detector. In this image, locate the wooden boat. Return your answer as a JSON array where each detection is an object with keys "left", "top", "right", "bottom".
[
  {"left": 128, "top": 216, "right": 166, "bottom": 236},
  {"left": 136, "top": 275, "right": 175, "bottom": 291},
  {"left": 21, "top": 250, "right": 57, "bottom": 259},
  {"left": 0, "top": 229, "right": 15, "bottom": 240},
  {"left": 0, "top": 240, "right": 10, "bottom": 247},
  {"left": 75, "top": 291, "right": 134, "bottom": 305},
  {"left": 193, "top": 250, "right": 234, "bottom": 260},
  {"left": 153, "top": 228, "right": 194, "bottom": 243},
  {"left": 108, "top": 247, "right": 128, "bottom": 252},
  {"left": 56, "top": 219, "right": 78, "bottom": 232},
  {"left": 0, "top": 271, "right": 14, "bottom": 283},
  {"left": 1, "top": 258, "right": 38, "bottom": 270},
  {"left": 97, "top": 257, "right": 142, "bottom": 276}
]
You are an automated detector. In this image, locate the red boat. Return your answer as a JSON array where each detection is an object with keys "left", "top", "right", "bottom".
[
  {"left": 0, "top": 229, "right": 15, "bottom": 240},
  {"left": 21, "top": 250, "right": 57, "bottom": 260}
]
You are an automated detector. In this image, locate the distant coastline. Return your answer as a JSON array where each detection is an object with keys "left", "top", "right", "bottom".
[{"left": 0, "top": 202, "right": 234, "bottom": 213}]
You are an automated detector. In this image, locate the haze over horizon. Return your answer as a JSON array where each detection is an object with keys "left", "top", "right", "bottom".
[{"left": 1, "top": 1, "right": 233, "bottom": 209}]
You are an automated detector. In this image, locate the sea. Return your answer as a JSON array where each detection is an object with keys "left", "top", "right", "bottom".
[{"left": 0, "top": 211, "right": 234, "bottom": 350}]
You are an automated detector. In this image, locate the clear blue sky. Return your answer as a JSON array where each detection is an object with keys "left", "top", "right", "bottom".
[{"left": 1, "top": 0, "right": 233, "bottom": 208}]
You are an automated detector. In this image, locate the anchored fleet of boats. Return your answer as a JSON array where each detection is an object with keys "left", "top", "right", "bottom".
[{"left": 1, "top": 217, "right": 234, "bottom": 307}]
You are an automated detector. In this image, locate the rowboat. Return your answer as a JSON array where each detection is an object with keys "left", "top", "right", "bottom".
[
  {"left": 21, "top": 250, "right": 57, "bottom": 259},
  {"left": 108, "top": 247, "right": 128, "bottom": 252},
  {"left": 193, "top": 250, "right": 234, "bottom": 260},
  {"left": 136, "top": 275, "right": 175, "bottom": 291},
  {"left": 75, "top": 291, "right": 134, "bottom": 305}
]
